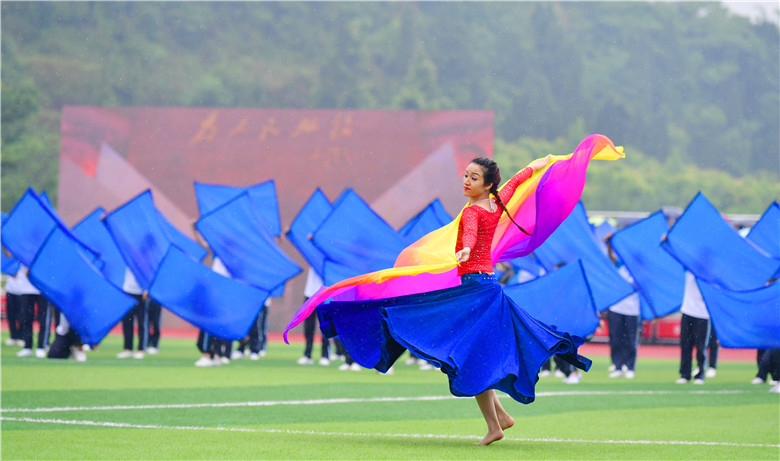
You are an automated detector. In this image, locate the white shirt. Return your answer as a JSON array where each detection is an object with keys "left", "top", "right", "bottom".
[
  {"left": 680, "top": 271, "right": 709, "bottom": 319},
  {"left": 609, "top": 266, "right": 640, "bottom": 316},
  {"left": 122, "top": 268, "right": 143, "bottom": 295},
  {"left": 303, "top": 268, "right": 324, "bottom": 298},
  {"left": 5, "top": 265, "right": 40, "bottom": 295},
  {"left": 609, "top": 292, "right": 640, "bottom": 316},
  {"left": 211, "top": 257, "right": 231, "bottom": 278}
]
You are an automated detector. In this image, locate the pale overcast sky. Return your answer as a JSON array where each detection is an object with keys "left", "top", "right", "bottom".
[{"left": 721, "top": 1, "right": 779, "bottom": 24}]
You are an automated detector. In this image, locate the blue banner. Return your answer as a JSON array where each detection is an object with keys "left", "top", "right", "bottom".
[
  {"left": 2, "top": 188, "right": 95, "bottom": 267},
  {"left": 195, "top": 192, "right": 301, "bottom": 293},
  {"left": 746, "top": 202, "right": 779, "bottom": 259},
  {"left": 312, "top": 189, "right": 408, "bottom": 285},
  {"left": 194, "top": 180, "right": 281, "bottom": 237},
  {"left": 504, "top": 260, "right": 599, "bottom": 338},
  {"left": 156, "top": 211, "right": 208, "bottom": 262},
  {"left": 28, "top": 227, "right": 138, "bottom": 347},
  {"left": 149, "top": 246, "right": 269, "bottom": 340},
  {"left": 399, "top": 199, "right": 452, "bottom": 242},
  {"left": 103, "top": 190, "right": 172, "bottom": 290},
  {"left": 662, "top": 193, "right": 780, "bottom": 291},
  {"left": 609, "top": 211, "right": 685, "bottom": 319},
  {"left": 285, "top": 188, "right": 333, "bottom": 277},
  {"left": 697, "top": 279, "right": 780, "bottom": 349},
  {"left": 71, "top": 208, "right": 128, "bottom": 288},
  {"left": 1, "top": 212, "right": 21, "bottom": 276},
  {"left": 533, "top": 202, "right": 634, "bottom": 311}
]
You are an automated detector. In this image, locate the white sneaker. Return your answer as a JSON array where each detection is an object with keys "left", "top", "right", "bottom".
[
  {"left": 117, "top": 350, "right": 133, "bottom": 359},
  {"left": 705, "top": 368, "right": 716, "bottom": 378},
  {"left": 675, "top": 378, "right": 689, "bottom": 384},
  {"left": 770, "top": 384, "right": 780, "bottom": 394},
  {"left": 133, "top": 351, "right": 145, "bottom": 359},
  {"left": 5, "top": 338, "right": 17, "bottom": 346},
  {"left": 297, "top": 356, "right": 313, "bottom": 365},
  {"left": 195, "top": 356, "right": 214, "bottom": 367},
  {"left": 751, "top": 377, "right": 765, "bottom": 384},
  {"left": 220, "top": 357, "right": 230, "bottom": 365},
  {"left": 83, "top": 345, "right": 91, "bottom": 351},
  {"left": 384, "top": 366, "right": 395, "bottom": 375},
  {"left": 338, "top": 363, "right": 350, "bottom": 371},
  {"left": 770, "top": 379, "right": 779, "bottom": 386},
  {"left": 71, "top": 347, "right": 87, "bottom": 362},
  {"left": 147, "top": 347, "right": 158, "bottom": 355},
  {"left": 609, "top": 370, "right": 623, "bottom": 378},
  {"left": 693, "top": 378, "right": 705, "bottom": 385},
  {"left": 692, "top": 367, "right": 700, "bottom": 376},
  {"left": 35, "top": 348, "right": 47, "bottom": 358},
  {"left": 16, "top": 348, "right": 33, "bottom": 357},
  {"left": 624, "top": 370, "right": 635, "bottom": 379},
  {"left": 562, "top": 372, "right": 580, "bottom": 384},
  {"left": 318, "top": 357, "right": 330, "bottom": 366},
  {"left": 231, "top": 350, "right": 244, "bottom": 360},
  {"left": 349, "top": 363, "right": 361, "bottom": 371},
  {"left": 554, "top": 370, "right": 566, "bottom": 378},
  {"left": 259, "top": 350, "right": 267, "bottom": 357},
  {"left": 538, "top": 370, "right": 552, "bottom": 378},
  {"left": 15, "top": 339, "right": 25, "bottom": 347},
  {"left": 607, "top": 363, "right": 616, "bottom": 372},
  {"left": 249, "top": 353, "right": 259, "bottom": 361}
]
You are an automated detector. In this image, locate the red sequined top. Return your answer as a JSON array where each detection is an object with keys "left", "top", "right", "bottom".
[{"left": 456, "top": 167, "right": 534, "bottom": 276}]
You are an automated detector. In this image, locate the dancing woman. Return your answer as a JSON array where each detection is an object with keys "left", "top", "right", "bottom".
[{"left": 286, "top": 135, "right": 623, "bottom": 445}]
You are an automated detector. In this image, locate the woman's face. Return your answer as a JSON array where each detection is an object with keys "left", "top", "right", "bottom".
[{"left": 463, "top": 163, "right": 492, "bottom": 200}]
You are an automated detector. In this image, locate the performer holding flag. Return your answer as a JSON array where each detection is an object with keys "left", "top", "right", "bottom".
[{"left": 285, "top": 134, "right": 624, "bottom": 445}]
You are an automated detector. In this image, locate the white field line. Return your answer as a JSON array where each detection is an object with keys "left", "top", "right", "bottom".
[
  {"left": 0, "top": 389, "right": 752, "bottom": 414},
  {"left": 1, "top": 415, "right": 778, "bottom": 449}
]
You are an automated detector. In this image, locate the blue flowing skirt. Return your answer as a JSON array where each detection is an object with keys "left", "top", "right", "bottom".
[{"left": 318, "top": 273, "right": 592, "bottom": 404}]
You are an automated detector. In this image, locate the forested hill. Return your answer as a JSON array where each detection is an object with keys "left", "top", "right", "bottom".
[{"left": 2, "top": 2, "right": 778, "bottom": 213}]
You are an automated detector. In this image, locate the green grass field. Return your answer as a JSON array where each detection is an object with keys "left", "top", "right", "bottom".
[{"left": 2, "top": 333, "right": 778, "bottom": 460}]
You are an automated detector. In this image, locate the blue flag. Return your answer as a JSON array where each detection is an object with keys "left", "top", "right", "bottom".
[
  {"left": 399, "top": 199, "right": 452, "bottom": 242},
  {"left": 533, "top": 202, "right": 634, "bottom": 311},
  {"left": 746, "top": 202, "right": 779, "bottom": 259},
  {"left": 28, "top": 227, "right": 138, "bottom": 347},
  {"left": 149, "top": 246, "right": 269, "bottom": 340},
  {"left": 285, "top": 188, "right": 333, "bottom": 276},
  {"left": 103, "top": 190, "right": 172, "bottom": 290},
  {"left": 1, "top": 212, "right": 21, "bottom": 276},
  {"left": 2, "top": 188, "right": 96, "bottom": 267},
  {"left": 504, "top": 260, "right": 599, "bottom": 338},
  {"left": 662, "top": 193, "right": 780, "bottom": 291},
  {"left": 697, "top": 279, "right": 780, "bottom": 349},
  {"left": 194, "top": 180, "right": 281, "bottom": 237},
  {"left": 609, "top": 211, "right": 685, "bottom": 320},
  {"left": 156, "top": 211, "right": 208, "bottom": 262},
  {"left": 195, "top": 192, "right": 301, "bottom": 293},
  {"left": 312, "top": 189, "right": 408, "bottom": 285},
  {"left": 71, "top": 208, "right": 128, "bottom": 288}
]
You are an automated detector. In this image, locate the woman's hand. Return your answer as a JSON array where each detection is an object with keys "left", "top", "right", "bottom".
[
  {"left": 528, "top": 155, "right": 552, "bottom": 171},
  {"left": 456, "top": 247, "right": 471, "bottom": 264}
]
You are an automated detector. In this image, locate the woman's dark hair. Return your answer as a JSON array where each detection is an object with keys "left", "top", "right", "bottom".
[{"left": 470, "top": 157, "right": 531, "bottom": 236}]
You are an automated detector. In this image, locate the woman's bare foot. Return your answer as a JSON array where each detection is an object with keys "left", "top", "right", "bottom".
[
  {"left": 499, "top": 414, "right": 515, "bottom": 430},
  {"left": 475, "top": 428, "right": 504, "bottom": 445}
]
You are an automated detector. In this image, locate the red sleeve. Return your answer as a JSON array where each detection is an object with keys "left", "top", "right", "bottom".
[
  {"left": 460, "top": 207, "right": 480, "bottom": 249},
  {"left": 498, "top": 167, "right": 534, "bottom": 204}
]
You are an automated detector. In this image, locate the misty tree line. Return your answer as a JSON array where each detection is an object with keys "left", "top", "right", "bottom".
[{"left": 2, "top": 2, "right": 778, "bottom": 213}]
